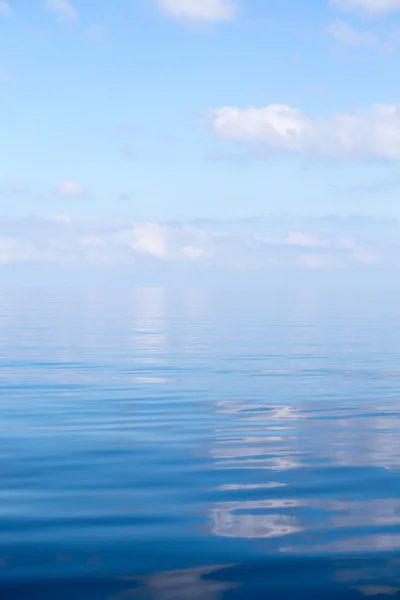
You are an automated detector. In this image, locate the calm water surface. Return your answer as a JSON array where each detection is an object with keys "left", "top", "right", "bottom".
[{"left": 1, "top": 286, "right": 400, "bottom": 599}]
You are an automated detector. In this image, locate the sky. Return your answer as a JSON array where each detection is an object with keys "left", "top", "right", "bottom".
[{"left": 2, "top": 0, "right": 400, "bottom": 280}]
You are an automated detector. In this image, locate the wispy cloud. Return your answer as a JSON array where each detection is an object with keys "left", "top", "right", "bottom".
[
  {"left": 0, "top": 216, "right": 392, "bottom": 270},
  {"left": 209, "top": 103, "right": 400, "bottom": 161},
  {"left": 0, "top": 237, "right": 56, "bottom": 265},
  {"left": 327, "top": 20, "right": 399, "bottom": 54},
  {"left": 331, "top": 0, "right": 400, "bottom": 16},
  {"left": 158, "top": 0, "right": 237, "bottom": 22},
  {"left": 44, "top": 0, "right": 77, "bottom": 22},
  {"left": 0, "top": 1, "right": 10, "bottom": 15},
  {"left": 285, "top": 232, "right": 329, "bottom": 247},
  {"left": 332, "top": 175, "right": 400, "bottom": 192},
  {"left": 328, "top": 20, "right": 379, "bottom": 46},
  {"left": 53, "top": 180, "right": 85, "bottom": 197}
]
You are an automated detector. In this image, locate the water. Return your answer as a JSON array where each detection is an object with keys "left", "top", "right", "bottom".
[{"left": 1, "top": 285, "right": 400, "bottom": 599}]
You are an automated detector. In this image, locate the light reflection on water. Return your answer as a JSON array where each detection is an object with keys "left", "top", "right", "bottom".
[{"left": 0, "top": 286, "right": 400, "bottom": 598}]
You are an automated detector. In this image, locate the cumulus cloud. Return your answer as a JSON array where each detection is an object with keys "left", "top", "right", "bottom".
[
  {"left": 45, "top": 0, "right": 77, "bottom": 22},
  {"left": 53, "top": 180, "right": 85, "bottom": 197},
  {"left": 84, "top": 222, "right": 215, "bottom": 263},
  {"left": 209, "top": 103, "right": 400, "bottom": 160},
  {"left": 158, "top": 0, "right": 236, "bottom": 22},
  {"left": 0, "top": 1, "right": 11, "bottom": 15},
  {"left": 0, "top": 216, "right": 391, "bottom": 271},
  {"left": 129, "top": 223, "right": 168, "bottom": 259},
  {"left": 331, "top": 0, "right": 400, "bottom": 15}
]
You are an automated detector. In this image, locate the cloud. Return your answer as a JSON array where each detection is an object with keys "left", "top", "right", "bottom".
[
  {"left": 0, "top": 237, "right": 55, "bottom": 265},
  {"left": 352, "top": 250, "right": 380, "bottom": 263},
  {"left": 335, "top": 176, "right": 400, "bottom": 192},
  {"left": 0, "top": 1, "right": 10, "bottom": 15},
  {"left": 129, "top": 223, "right": 168, "bottom": 259},
  {"left": 327, "top": 20, "right": 379, "bottom": 46},
  {"left": 327, "top": 20, "right": 397, "bottom": 53},
  {"left": 107, "top": 222, "right": 214, "bottom": 262},
  {"left": 47, "top": 214, "right": 72, "bottom": 224},
  {"left": 209, "top": 103, "right": 400, "bottom": 160},
  {"left": 158, "top": 0, "right": 237, "bottom": 22},
  {"left": 284, "top": 232, "right": 329, "bottom": 247},
  {"left": 296, "top": 253, "right": 340, "bottom": 269},
  {"left": 181, "top": 245, "right": 206, "bottom": 259},
  {"left": 255, "top": 232, "right": 330, "bottom": 248},
  {"left": 53, "top": 180, "right": 85, "bottom": 197},
  {"left": 0, "top": 216, "right": 392, "bottom": 271},
  {"left": 331, "top": 0, "right": 400, "bottom": 15},
  {"left": 44, "top": 0, "right": 77, "bottom": 22}
]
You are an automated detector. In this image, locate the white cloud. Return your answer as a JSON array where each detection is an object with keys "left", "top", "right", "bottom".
[
  {"left": 108, "top": 222, "right": 213, "bottom": 261},
  {"left": 53, "top": 180, "right": 85, "bottom": 197},
  {"left": 0, "top": 238, "right": 55, "bottom": 264},
  {"left": 331, "top": 0, "right": 400, "bottom": 15},
  {"left": 181, "top": 245, "right": 205, "bottom": 259},
  {"left": 296, "top": 253, "right": 340, "bottom": 269},
  {"left": 285, "top": 232, "right": 329, "bottom": 247},
  {"left": 0, "top": 1, "right": 10, "bottom": 15},
  {"left": 327, "top": 20, "right": 396, "bottom": 53},
  {"left": 352, "top": 250, "right": 380, "bottom": 263},
  {"left": 210, "top": 103, "right": 400, "bottom": 160},
  {"left": 158, "top": 0, "right": 236, "bottom": 22},
  {"left": 337, "top": 237, "right": 359, "bottom": 251},
  {"left": 45, "top": 0, "right": 77, "bottom": 21},
  {"left": 327, "top": 20, "right": 379, "bottom": 46},
  {"left": 130, "top": 223, "right": 168, "bottom": 259},
  {"left": 78, "top": 222, "right": 212, "bottom": 263},
  {"left": 256, "top": 232, "right": 330, "bottom": 248},
  {"left": 47, "top": 214, "right": 72, "bottom": 224},
  {"left": 0, "top": 216, "right": 393, "bottom": 271}
]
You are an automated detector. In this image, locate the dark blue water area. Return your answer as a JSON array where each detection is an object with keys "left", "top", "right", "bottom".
[{"left": 1, "top": 285, "right": 400, "bottom": 599}]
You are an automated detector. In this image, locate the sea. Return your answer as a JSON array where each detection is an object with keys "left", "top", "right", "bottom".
[{"left": 1, "top": 284, "right": 400, "bottom": 599}]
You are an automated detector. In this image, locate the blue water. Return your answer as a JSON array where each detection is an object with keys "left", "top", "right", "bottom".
[{"left": 1, "top": 285, "right": 400, "bottom": 599}]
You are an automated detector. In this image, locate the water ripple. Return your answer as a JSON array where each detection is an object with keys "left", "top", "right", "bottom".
[{"left": 1, "top": 287, "right": 400, "bottom": 598}]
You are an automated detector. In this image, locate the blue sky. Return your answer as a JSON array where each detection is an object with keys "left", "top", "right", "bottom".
[{"left": 2, "top": 0, "right": 400, "bottom": 277}]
